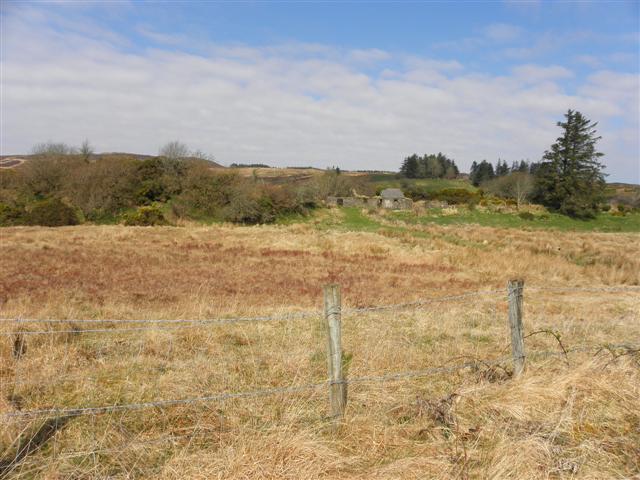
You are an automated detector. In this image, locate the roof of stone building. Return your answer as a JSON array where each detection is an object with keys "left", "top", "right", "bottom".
[{"left": 380, "top": 188, "right": 405, "bottom": 199}]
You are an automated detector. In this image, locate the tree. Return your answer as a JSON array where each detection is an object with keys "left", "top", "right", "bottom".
[
  {"left": 400, "top": 154, "right": 420, "bottom": 178},
  {"left": 31, "top": 141, "right": 77, "bottom": 156},
  {"left": 80, "top": 139, "right": 94, "bottom": 163},
  {"left": 495, "top": 159, "right": 510, "bottom": 176},
  {"left": 400, "top": 153, "right": 459, "bottom": 179},
  {"left": 159, "top": 140, "right": 190, "bottom": 160},
  {"left": 534, "top": 110, "right": 606, "bottom": 218},
  {"left": 484, "top": 172, "right": 534, "bottom": 210},
  {"left": 517, "top": 160, "right": 529, "bottom": 173},
  {"left": 470, "top": 160, "right": 495, "bottom": 186}
]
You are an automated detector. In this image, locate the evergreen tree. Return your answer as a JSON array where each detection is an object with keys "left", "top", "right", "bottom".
[
  {"left": 401, "top": 153, "right": 459, "bottom": 179},
  {"left": 517, "top": 160, "right": 529, "bottom": 173},
  {"left": 495, "top": 159, "right": 510, "bottom": 176},
  {"left": 534, "top": 109, "right": 606, "bottom": 218},
  {"left": 529, "top": 161, "right": 541, "bottom": 175},
  {"left": 470, "top": 161, "right": 478, "bottom": 181},
  {"left": 400, "top": 154, "right": 420, "bottom": 178},
  {"left": 470, "top": 160, "right": 495, "bottom": 186}
]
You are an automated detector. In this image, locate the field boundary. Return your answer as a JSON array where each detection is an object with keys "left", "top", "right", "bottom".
[{"left": 1, "top": 283, "right": 638, "bottom": 422}]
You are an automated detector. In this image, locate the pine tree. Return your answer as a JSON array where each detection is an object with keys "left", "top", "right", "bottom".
[
  {"left": 470, "top": 160, "right": 495, "bottom": 186},
  {"left": 534, "top": 110, "right": 606, "bottom": 218},
  {"left": 495, "top": 159, "right": 510, "bottom": 176},
  {"left": 401, "top": 153, "right": 459, "bottom": 179},
  {"left": 400, "top": 154, "right": 420, "bottom": 178},
  {"left": 518, "top": 160, "right": 529, "bottom": 173}
]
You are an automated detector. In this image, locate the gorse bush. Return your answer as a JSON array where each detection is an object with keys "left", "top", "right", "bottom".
[
  {"left": 222, "top": 184, "right": 306, "bottom": 224},
  {"left": 405, "top": 187, "right": 481, "bottom": 205},
  {"left": 123, "top": 204, "right": 169, "bottom": 226},
  {"left": 0, "top": 202, "right": 26, "bottom": 226},
  {"left": 26, "top": 198, "right": 82, "bottom": 226}
]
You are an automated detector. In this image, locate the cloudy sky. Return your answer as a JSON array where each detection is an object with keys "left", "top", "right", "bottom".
[{"left": 1, "top": 1, "right": 638, "bottom": 181}]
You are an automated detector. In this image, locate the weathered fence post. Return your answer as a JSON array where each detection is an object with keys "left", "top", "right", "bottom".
[
  {"left": 323, "top": 284, "right": 346, "bottom": 423},
  {"left": 507, "top": 279, "right": 525, "bottom": 377},
  {"left": 12, "top": 332, "right": 26, "bottom": 360}
]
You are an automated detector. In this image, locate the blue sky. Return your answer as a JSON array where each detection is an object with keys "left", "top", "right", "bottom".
[{"left": 1, "top": 1, "right": 639, "bottom": 181}]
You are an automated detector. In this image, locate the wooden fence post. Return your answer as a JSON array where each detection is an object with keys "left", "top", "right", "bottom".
[
  {"left": 507, "top": 279, "right": 525, "bottom": 377},
  {"left": 323, "top": 284, "right": 346, "bottom": 423},
  {"left": 13, "top": 332, "right": 26, "bottom": 360}
]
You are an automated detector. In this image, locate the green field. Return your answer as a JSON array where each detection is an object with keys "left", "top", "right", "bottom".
[
  {"left": 364, "top": 174, "right": 477, "bottom": 193},
  {"left": 309, "top": 206, "right": 640, "bottom": 233},
  {"left": 390, "top": 209, "right": 640, "bottom": 232}
]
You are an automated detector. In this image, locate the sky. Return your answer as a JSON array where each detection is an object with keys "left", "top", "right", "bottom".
[{"left": 1, "top": 1, "right": 638, "bottom": 182}]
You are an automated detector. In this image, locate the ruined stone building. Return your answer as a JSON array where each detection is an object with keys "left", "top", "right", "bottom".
[{"left": 327, "top": 188, "right": 413, "bottom": 210}]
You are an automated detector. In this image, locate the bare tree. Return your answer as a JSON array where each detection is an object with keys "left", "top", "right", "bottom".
[
  {"left": 31, "top": 141, "right": 77, "bottom": 156},
  {"left": 159, "top": 141, "right": 190, "bottom": 160},
  {"left": 190, "top": 149, "right": 216, "bottom": 163},
  {"left": 483, "top": 172, "right": 534, "bottom": 210},
  {"left": 512, "top": 172, "right": 534, "bottom": 210},
  {"left": 80, "top": 139, "right": 94, "bottom": 163}
]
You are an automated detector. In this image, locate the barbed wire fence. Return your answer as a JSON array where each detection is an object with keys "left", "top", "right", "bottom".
[{"left": 0, "top": 282, "right": 638, "bottom": 470}]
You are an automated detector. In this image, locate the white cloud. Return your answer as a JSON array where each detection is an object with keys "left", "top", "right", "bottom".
[
  {"left": 136, "top": 25, "right": 189, "bottom": 47},
  {"left": 574, "top": 54, "right": 602, "bottom": 68},
  {"left": 512, "top": 64, "right": 574, "bottom": 83},
  {"left": 1, "top": 8, "right": 638, "bottom": 181},
  {"left": 483, "top": 23, "right": 523, "bottom": 42}
]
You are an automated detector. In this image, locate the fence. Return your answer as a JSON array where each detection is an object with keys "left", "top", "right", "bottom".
[
  {"left": 1, "top": 281, "right": 638, "bottom": 475},
  {"left": 1, "top": 281, "right": 638, "bottom": 426}
]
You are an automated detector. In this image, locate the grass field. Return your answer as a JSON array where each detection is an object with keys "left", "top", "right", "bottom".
[
  {"left": 365, "top": 174, "right": 477, "bottom": 193},
  {"left": 301, "top": 206, "right": 640, "bottom": 235},
  {"left": 1, "top": 221, "right": 639, "bottom": 478},
  {"left": 389, "top": 208, "right": 640, "bottom": 232}
]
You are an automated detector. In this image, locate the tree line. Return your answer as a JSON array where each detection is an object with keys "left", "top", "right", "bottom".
[
  {"left": 398, "top": 110, "right": 608, "bottom": 218},
  {"left": 0, "top": 141, "right": 369, "bottom": 227},
  {"left": 399, "top": 153, "right": 459, "bottom": 179},
  {"left": 469, "top": 159, "right": 539, "bottom": 186}
]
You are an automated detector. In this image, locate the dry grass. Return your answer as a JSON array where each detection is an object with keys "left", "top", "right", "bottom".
[{"left": 0, "top": 223, "right": 638, "bottom": 479}]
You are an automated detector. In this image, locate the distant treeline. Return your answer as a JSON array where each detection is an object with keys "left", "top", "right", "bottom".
[
  {"left": 230, "top": 163, "right": 271, "bottom": 168},
  {"left": 399, "top": 153, "right": 460, "bottom": 179},
  {"left": 0, "top": 154, "right": 371, "bottom": 227},
  {"left": 469, "top": 159, "right": 540, "bottom": 186}
]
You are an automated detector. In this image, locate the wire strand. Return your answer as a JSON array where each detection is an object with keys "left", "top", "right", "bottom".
[
  {"left": 5, "top": 343, "right": 636, "bottom": 420},
  {"left": 0, "top": 288, "right": 506, "bottom": 335}
]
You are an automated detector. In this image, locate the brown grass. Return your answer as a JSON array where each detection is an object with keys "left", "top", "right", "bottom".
[{"left": 0, "top": 223, "right": 638, "bottom": 478}]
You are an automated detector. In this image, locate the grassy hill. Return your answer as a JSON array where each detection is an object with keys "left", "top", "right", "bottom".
[
  {"left": 0, "top": 153, "right": 225, "bottom": 169},
  {"left": 363, "top": 172, "right": 478, "bottom": 193}
]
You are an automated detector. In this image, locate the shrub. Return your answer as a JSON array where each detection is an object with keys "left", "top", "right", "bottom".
[
  {"left": 518, "top": 211, "right": 535, "bottom": 221},
  {"left": 429, "top": 188, "right": 481, "bottom": 205},
  {"left": 220, "top": 184, "right": 308, "bottom": 225},
  {"left": 26, "top": 198, "right": 82, "bottom": 226},
  {"left": 123, "top": 204, "right": 169, "bottom": 226},
  {"left": 601, "top": 204, "right": 611, "bottom": 212},
  {"left": 404, "top": 187, "right": 482, "bottom": 205},
  {"left": 222, "top": 193, "right": 267, "bottom": 224},
  {"left": 0, "top": 202, "right": 27, "bottom": 226}
]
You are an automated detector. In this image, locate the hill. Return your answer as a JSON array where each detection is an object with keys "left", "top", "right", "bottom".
[{"left": 0, "top": 153, "right": 225, "bottom": 169}]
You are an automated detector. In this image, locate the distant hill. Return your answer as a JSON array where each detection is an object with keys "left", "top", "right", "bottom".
[
  {"left": 605, "top": 182, "right": 640, "bottom": 208},
  {"left": 0, "top": 152, "right": 225, "bottom": 169}
]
